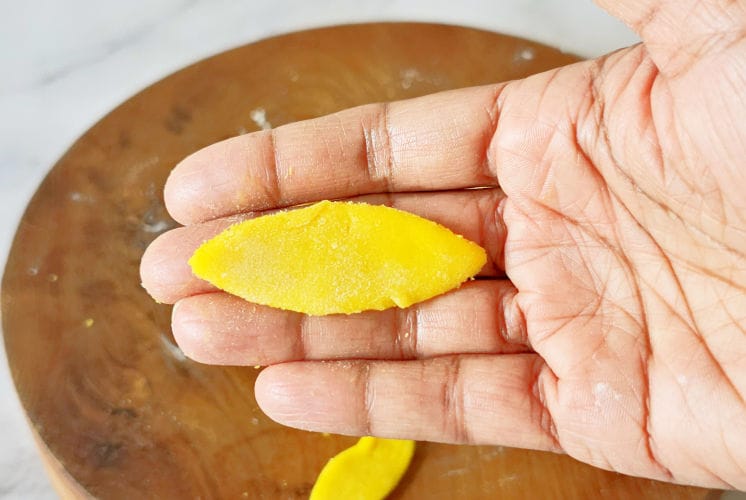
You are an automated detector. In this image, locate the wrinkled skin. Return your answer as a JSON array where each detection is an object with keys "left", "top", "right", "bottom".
[{"left": 140, "top": 0, "right": 746, "bottom": 489}]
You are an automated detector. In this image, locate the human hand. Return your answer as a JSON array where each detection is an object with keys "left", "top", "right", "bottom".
[{"left": 140, "top": 0, "right": 746, "bottom": 489}]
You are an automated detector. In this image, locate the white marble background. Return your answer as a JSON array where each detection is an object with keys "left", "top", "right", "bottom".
[{"left": 0, "top": 0, "right": 710, "bottom": 497}]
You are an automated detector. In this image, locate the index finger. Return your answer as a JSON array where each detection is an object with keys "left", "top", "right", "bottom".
[{"left": 164, "top": 84, "right": 504, "bottom": 225}]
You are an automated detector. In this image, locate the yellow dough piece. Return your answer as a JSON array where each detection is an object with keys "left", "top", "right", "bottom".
[
  {"left": 189, "top": 200, "right": 486, "bottom": 315},
  {"left": 310, "top": 437, "right": 416, "bottom": 500}
]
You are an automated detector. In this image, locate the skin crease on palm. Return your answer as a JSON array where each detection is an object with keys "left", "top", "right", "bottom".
[{"left": 139, "top": 0, "right": 746, "bottom": 490}]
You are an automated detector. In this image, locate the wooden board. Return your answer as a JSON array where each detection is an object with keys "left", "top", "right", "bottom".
[{"left": 2, "top": 23, "right": 715, "bottom": 499}]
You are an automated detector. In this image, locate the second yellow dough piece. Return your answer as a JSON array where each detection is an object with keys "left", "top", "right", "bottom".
[
  {"left": 310, "top": 437, "right": 416, "bottom": 500},
  {"left": 189, "top": 200, "right": 486, "bottom": 315}
]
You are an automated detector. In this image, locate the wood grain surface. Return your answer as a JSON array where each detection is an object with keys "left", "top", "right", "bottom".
[{"left": 2, "top": 23, "right": 716, "bottom": 499}]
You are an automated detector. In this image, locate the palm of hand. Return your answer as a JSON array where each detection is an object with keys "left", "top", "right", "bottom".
[
  {"left": 140, "top": 2, "right": 746, "bottom": 489},
  {"left": 500, "top": 42, "right": 746, "bottom": 486}
]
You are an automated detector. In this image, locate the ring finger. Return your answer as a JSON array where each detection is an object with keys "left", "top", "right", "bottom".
[{"left": 172, "top": 279, "right": 529, "bottom": 366}]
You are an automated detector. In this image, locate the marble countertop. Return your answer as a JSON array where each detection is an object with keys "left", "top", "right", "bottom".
[{"left": 0, "top": 1, "right": 644, "bottom": 497}]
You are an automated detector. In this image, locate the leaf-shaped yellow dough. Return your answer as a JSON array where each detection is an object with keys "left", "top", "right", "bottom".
[
  {"left": 189, "top": 200, "right": 486, "bottom": 315},
  {"left": 310, "top": 437, "right": 415, "bottom": 500}
]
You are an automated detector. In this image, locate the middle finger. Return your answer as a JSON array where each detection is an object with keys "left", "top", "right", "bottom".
[{"left": 141, "top": 188, "right": 508, "bottom": 304}]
